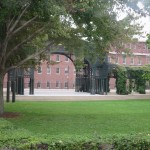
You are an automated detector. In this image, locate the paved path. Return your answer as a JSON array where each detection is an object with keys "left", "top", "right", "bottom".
[{"left": 4, "top": 89, "right": 150, "bottom": 101}]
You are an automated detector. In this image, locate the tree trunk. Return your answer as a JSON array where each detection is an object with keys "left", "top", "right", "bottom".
[{"left": 0, "top": 72, "right": 4, "bottom": 114}]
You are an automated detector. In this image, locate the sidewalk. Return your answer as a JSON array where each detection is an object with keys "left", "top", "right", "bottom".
[{"left": 4, "top": 89, "right": 150, "bottom": 101}]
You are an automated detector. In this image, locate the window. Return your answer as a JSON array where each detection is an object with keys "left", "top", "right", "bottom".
[
  {"left": 65, "top": 66, "right": 69, "bottom": 74},
  {"left": 37, "top": 66, "right": 42, "bottom": 74},
  {"left": 47, "top": 65, "right": 51, "bottom": 74},
  {"left": 122, "top": 55, "right": 126, "bottom": 64},
  {"left": 138, "top": 56, "right": 142, "bottom": 65},
  {"left": 64, "top": 82, "right": 68, "bottom": 88},
  {"left": 56, "top": 68, "right": 60, "bottom": 74},
  {"left": 56, "top": 81, "right": 60, "bottom": 88},
  {"left": 47, "top": 81, "right": 50, "bottom": 88},
  {"left": 37, "top": 81, "right": 41, "bottom": 88},
  {"left": 56, "top": 55, "right": 60, "bottom": 62},
  {"left": 108, "top": 56, "right": 111, "bottom": 63},
  {"left": 144, "top": 44, "right": 147, "bottom": 50},
  {"left": 74, "top": 69, "right": 76, "bottom": 74},
  {"left": 130, "top": 57, "right": 134, "bottom": 65},
  {"left": 115, "top": 56, "right": 119, "bottom": 64},
  {"left": 65, "top": 56, "right": 69, "bottom": 62},
  {"left": 134, "top": 44, "right": 136, "bottom": 50},
  {"left": 65, "top": 68, "right": 68, "bottom": 74},
  {"left": 148, "top": 56, "right": 150, "bottom": 64}
]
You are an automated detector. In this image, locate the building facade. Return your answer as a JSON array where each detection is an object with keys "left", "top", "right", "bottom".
[
  {"left": 108, "top": 42, "right": 150, "bottom": 89},
  {"left": 3, "top": 42, "right": 150, "bottom": 90},
  {"left": 33, "top": 54, "right": 76, "bottom": 89}
]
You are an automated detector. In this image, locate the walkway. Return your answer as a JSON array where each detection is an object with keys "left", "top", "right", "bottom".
[{"left": 4, "top": 89, "right": 150, "bottom": 101}]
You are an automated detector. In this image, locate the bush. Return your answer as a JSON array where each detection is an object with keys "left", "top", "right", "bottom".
[
  {"left": 0, "top": 119, "right": 150, "bottom": 149},
  {"left": 1, "top": 135, "right": 150, "bottom": 150},
  {"left": 113, "top": 137, "right": 150, "bottom": 150}
]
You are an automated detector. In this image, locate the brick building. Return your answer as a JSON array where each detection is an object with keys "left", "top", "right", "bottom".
[
  {"left": 3, "top": 41, "right": 150, "bottom": 90},
  {"left": 109, "top": 41, "right": 150, "bottom": 89},
  {"left": 33, "top": 54, "right": 76, "bottom": 89}
]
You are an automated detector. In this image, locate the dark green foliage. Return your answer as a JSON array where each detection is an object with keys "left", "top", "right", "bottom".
[
  {"left": 104, "top": 77, "right": 110, "bottom": 93},
  {"left": 1, "top": 101, "right": 150, "bottom": 149},
  {"left": 128, "top": 68, "right": 147, "bottom": 94},
  {"left": 0, "top": 0, "right": 143, "bottom": 114},
  {"left": 128, "top": 79, "right": 133, "bottom": 94},
  {"left": 135, "top": 76, "right": 146, "bottom": 94},
  {"left": 115, "top": 67, "right": 128, "bottom": 95},
  {"left": 113, "top": 65, "right": 150, "bottom": 95},
  {"left": 113, "top": 137, "right": 150, "bottom": 150},
  {"left": 1, "top": 132, "right": 150, "bottom": 150}
]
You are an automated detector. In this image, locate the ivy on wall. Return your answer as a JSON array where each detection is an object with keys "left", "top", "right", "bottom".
[
  {"left": 128, "top": 68, "right": 147, "bottom": 94},
  {"left": 114, "top": 66, "right": 128, "bottom": 95},
  {"left": 112, "top": 65, "right": 150, "bottom": 95}
]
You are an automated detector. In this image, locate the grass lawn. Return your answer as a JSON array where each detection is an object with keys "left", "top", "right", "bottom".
[{"left": 2, "top": 100, "right": 150, "bottom": 141}]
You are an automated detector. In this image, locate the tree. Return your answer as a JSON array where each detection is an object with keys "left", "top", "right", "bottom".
[{"left": 0, "top": 0, "right": 142, "bottom": 114}]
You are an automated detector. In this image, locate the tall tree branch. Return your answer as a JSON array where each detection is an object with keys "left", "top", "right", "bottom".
[
  {"left": 0, "top": 36, "right": 9, "bottom": 65},
  {"left": 0, "top": 4, "right": 30, "bottom": 63},
  {"left": 4, "top": 26, "right": 45, "bottom": 64},
  {"left": 11, "top": 16, "right": 37, "bottom": 36},
  {"left": 7, "top": 15, "right": 16, "bottom": 31},
  {"left": 5, "top": 41, "right": 54, "bottom": 72},
  {"left": 8, "top": 4, "right": 30, "bottom": 34}
]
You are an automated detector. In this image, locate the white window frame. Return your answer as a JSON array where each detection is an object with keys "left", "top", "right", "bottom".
[
  {"left": 108, "top": 56, "right": 111, "bottom": 63},
  {"left": 115, "top": 56, "right": 119, "bottom": 64},
  {"left": 74, "top": 69, "right": 76, "bottom": 74},
  {"left": 56, "top": 67, "right": 60, "bottom": 74},
  {"left": 138, "top": 56, "right": 142, "bottom": 65},
  {"left": 37, "top": 66, "right": 42, "bottom": 74},
  {"left": 130, "top": 57, "right": 134, "bottom": 65},
  {"left": 47, "top": 81, "right": 50, "bottom": 88},
  {"left": 65, "top": 56, "right": 69, "bottom": 62},
  {"left": 56, "top": 54, "right": 60, "bottom": 62},
  {"left": 56, "top": 81, "right": 60, "bottom": 88},
  {"left": 65, "top": 68, "right": 68, "bottom": 74},
  {"left": 64, "top": 81, "right": 68, "bottom": 88},
  {"left": 47, "top": 65, "right": 51, "bottom": 74},
  {"left": 148, "top": 56, "right": 150, "bottom": 64},
  {"left": 37, "top": 81, "right": 41, "bottom": 88},
  {"left": 122, "top": 55, "right": 126, "bottom": 64}
]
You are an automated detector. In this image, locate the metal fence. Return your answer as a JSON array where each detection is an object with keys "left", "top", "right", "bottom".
[{"left": 3, "top": 82, "right": 75, "bottom": 89}]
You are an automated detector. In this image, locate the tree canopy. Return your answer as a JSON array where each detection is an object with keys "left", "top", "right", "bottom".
[{"left": 0, "top": 0, "right": 147, "bottom": 114}]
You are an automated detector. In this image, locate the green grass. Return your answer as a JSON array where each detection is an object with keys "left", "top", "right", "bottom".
[{"left": 2, "top": 100, "right": 150, "bottom": 140}]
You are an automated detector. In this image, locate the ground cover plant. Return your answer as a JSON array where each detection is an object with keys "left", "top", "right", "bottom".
[{"left": 1, "top": 100, "right": 150, "bottom": 149}]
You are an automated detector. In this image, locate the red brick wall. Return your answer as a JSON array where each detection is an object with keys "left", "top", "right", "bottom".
[
  {"left": 34, "top": 54, "right": 76, "bottom": 89},
  {"left": 108, "top": 42, "right": 150, "bottom": 89},
  {"left": 3, "top": 42, "right": 150, "bottom": 90}
]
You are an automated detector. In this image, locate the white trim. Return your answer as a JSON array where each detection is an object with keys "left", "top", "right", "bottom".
[
  {"left": 138, "top": 56, "right": 142, "bottom": 65},
  {"left": 56, "top": 54, "right": 60, "bottom": 62},
  {"left": 37, "top": 81, "right": 41, "bottom": 88},
  {"left": 115, "top": 56, "right": 119, "bottom": 64},
  {"left": 56, "top": 81, "right": 60, "bottom": 88},
  {"left": 65, "top": 56, "right": 69, "bottom": 62},
  {"left": 130, "top": 57, "right": 134, "bottom": 65},
  {"left": 109, "top": 51, "right": 150, "bottom": 56},
  {"left": 122, "top": 55, "right": 126, "bottom": 64},
  {"left": 37, "top": 66, "right": 42, "bottom": 74},
  {"left": 46, "top": 81, "right": 50, "bottom": 88},
  {"left": 47, "top": 66, "right": 51, "bottom": 74},
  {"left": 56, "top": 67, "right": 60, "bottom": 74}
]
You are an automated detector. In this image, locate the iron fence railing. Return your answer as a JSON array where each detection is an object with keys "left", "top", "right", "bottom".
[{"left": 3, "top": 82, "right": 75, "bottom": 89}]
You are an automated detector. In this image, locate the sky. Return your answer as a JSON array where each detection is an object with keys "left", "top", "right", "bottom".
[
  {"left": 139, "top": 15, "right": 150, "bottom": 41},
  {"left": 136, "top": 1, "right": 150, "bottom": 41}
]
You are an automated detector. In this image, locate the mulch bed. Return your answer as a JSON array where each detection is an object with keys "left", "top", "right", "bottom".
[{"left": 0, "top": 112, "right": 21, "bottom": 118}]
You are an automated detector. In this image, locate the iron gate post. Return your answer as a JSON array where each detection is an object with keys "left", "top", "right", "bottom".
[{"left": 91, "top": 66, "right": 96, "bottom": 95}]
